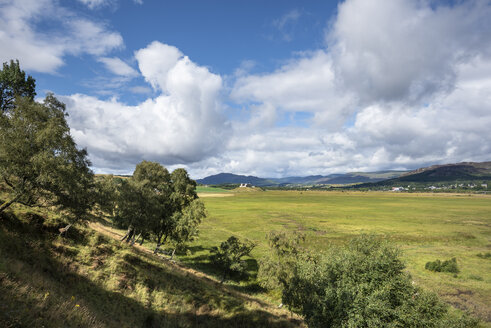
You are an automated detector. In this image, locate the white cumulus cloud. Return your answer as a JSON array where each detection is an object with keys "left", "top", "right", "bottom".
[
  {"left": 223, "top": 0, "right": 491, "bottom": 177},
  {"left": 328, "top": 0, "right": 491, "bottom": 104},
  {"left": 62, "top": 42, "right": 230, "bottom": 172}
]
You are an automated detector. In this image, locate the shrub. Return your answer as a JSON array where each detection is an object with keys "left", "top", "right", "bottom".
[
  {"left": 425, "top": 258, "right": 459, "bottom": 273},
  {"left": 210, "top": 236, "right": 255, "bottom": 283},
  {"left": 278, "top": 235, "right": 476, "bottom": 328}
]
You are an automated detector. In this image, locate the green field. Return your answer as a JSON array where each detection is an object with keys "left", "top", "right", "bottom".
[
  {"left": 196, "top": 186, "right": 231, "bottom": 193},
  {"left": 186, "top": 190, "right": 491, "bottom": 323}
]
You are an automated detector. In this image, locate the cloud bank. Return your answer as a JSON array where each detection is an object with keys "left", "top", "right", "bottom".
[{"left": 222, "top": 0, "right": 491, "bottom": 178}]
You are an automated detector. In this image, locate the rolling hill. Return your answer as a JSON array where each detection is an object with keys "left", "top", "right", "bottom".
[
  {"left": 355, "top": 161, "right": 491, "bottom": 188},
  {"left": 196, "top": 171, "right": 407, "bottom": 187},
  {"left": 197, "top": 162, "right": 491, "bottom": 188}
]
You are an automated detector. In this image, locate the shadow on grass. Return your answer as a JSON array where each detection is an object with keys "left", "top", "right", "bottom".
[{"left": 0, "top": 212, "right": 301, "bottom": 327}]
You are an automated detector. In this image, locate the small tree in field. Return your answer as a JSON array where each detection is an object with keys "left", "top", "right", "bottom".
[{"left": 210, "top": 236, "right": 255, "bottom": 283}]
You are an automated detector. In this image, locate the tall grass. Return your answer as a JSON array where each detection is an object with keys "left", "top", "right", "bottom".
[{"left": 0, "top": 207, "right": 301, "bottom": 327}]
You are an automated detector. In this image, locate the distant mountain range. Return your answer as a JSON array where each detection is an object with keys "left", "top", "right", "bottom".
[
  {"left": 197, "top": 171, "right": 407, "bottom": 187},
  {"left": 196, "top": 161, "right": 491, "bottom": 187},
  {"left": 357, "top": 161, "right": 491, "bottom": 187}
]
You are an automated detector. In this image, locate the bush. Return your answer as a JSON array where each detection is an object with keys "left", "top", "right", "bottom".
[
  {"left": 425, "top": 258, "right": 459, "bottom": 273},
  {"left": 210, "top": 236, "right": 255, "bottom": 283},
  {"left": 278, "top": 235, "right": 476, "bottom": 328}
]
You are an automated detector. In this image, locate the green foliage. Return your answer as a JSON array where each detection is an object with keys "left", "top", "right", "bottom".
[
  {"left": 113, "top": 161, "right": 205, "bottom": 254},
  {"left": 114, "top": 178, "right": 161, "bottom": 236},
  {"left": 280, "top": 235, "right": 476, "bottom": 328},
  {"left": 210, "top": 236, "right": 255, "bottom": 283},
  {"left": 0, "top": 93, "right": 94, "bottom": 219},
  {"left": 171, "top": 168, "right": 198, "bottom": 210},
  {"left": 258, "top": 231, "right": 305, "bottom": 290},
  {"left": 170, "top": 198, "right": 206, "bottom": 250},
  {"left": 425, "top": 258, "right": 460, "bottom": 273},
  {"left": 0, "top": 59, "right": 36, "bottom": 113},
  {"left": 476, "top": 252, "right": 491, "bottom": 259},
  {"left": 94, "top": 175, "right": 119, "bottom": 216}
]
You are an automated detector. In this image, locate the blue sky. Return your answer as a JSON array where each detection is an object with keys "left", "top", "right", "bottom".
[
  {"left": 38, "top": 1, "right": 337, "bottom": 104},
  {"left": 1, "top": 0, "right": 491, "bottom": 178}
]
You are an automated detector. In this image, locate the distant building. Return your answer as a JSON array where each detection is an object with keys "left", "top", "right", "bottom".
[{"left": 239, "top": 183, "right": 251, "bottom": 188}]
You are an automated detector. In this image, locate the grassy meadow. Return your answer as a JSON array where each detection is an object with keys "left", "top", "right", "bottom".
[
  {"left": 184, "top": 190, "right": 491, "bottom": 323},
  {"left": 3, "top": 186, "right": 489, "bottom": 326},
  {"left": 195, "top": 186, "right": 231, "bottom": 193}
]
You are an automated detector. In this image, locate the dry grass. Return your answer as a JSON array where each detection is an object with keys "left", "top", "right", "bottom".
[{"left": 0, "top": 209, "right": 303, "bottom": 327}]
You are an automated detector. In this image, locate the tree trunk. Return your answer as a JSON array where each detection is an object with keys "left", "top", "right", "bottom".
[
  {"left": 130, "top": 232, "right": 139, "bottom": 245},
  {"left": 0, "top": 194, "right": 22, "bottom": 213},
  {"left": 121, "top": 226, "right": 134, "bottom": 242},
  {"left": 132, "top": 233, "right": 141, "bottom": 245},
  {"left": 220, "top": 271, "right": 227, "bottom": 284},
  {"left": 171, "top": 248, "right": 176, "bottom": 260},
  {"left": 139, "top": 235, "right": 144, "bottom": 245},
  {"left": 154, "top": 234, "right": 168, "bottom": 254},
  {"left": 59, "top": 224, "right": 72, "bottom": 237},
  {"left": 154, "top": 234, "right": 163, "bottom": 254}
]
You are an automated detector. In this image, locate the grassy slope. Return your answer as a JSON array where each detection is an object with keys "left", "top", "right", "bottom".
[
  {"left": 181, "top": 191, "right": 491, "bottom": 324},
  {"left": 0, "top": 206, "right": 301, "bottom": 328}
]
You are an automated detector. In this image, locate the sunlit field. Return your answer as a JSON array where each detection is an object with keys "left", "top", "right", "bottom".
[{"left": 187, "top": 190, "right": 491, "bottom": 323}]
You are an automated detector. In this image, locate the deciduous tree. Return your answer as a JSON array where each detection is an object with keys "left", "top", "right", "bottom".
[
  {"left": 0, "top": 59, "right": 36, "bottom": 113},
  {"left": 168, "top": 198, "right": 206, "bottom": 259},
  {"left": 0, "top": 94, "right": 94, "bottom": 220}
]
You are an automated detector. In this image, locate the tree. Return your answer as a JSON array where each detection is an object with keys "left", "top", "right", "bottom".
[
  {"left": 0, "top": 59, "right": 36, "bottom": 113},
  {"left": 115, "top": 161, "right": 171, "bottom": 244},
  {"left": 168, "top": 198, "right": 206, "bottom": 259},
  {"left": 94, "top": 175, "right": 119, "bottom": 217},
  {"left": 257, "top": 231, "right": 305, "bottom": 290},
  {"left": 210, "top": 236, "right": 255, "bottom": 283},
  {"left": 279, "top": 235, "right": 478, "bottom": 328},
  {"left": 116, "top": 179, "right": 156, "bottom": 243},
  {"left": 113, "top": 162, "right": 205, "bottom": 253},
  {"left": 0, "top": 94, "right": 94, "bottom": 220},
  {"left": 152, "top": 167, "right": 197, "bottom": 253},
  {"left": 170, "top": 168, "right": 197, "bottom": 210}
]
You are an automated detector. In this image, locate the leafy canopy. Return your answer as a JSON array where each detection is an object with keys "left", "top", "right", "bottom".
[
  {"left": 0, "top": 59, "right": 36, "bottom": 113},
  {"left": 0, "top": 94, "right": 94, "bottom": 218}
]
